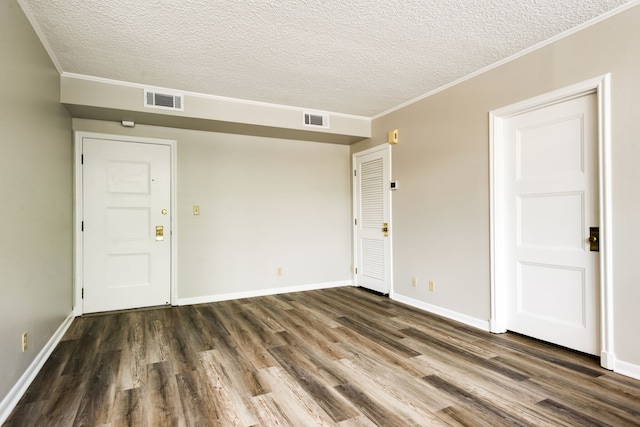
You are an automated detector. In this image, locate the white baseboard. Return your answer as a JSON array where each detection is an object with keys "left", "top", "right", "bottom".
[
  {"left": 0, "top": 311, "right": 75, "bottom": 425},
  {"left": 614, "top": 359, "right": 640, "bottom": 381},
  {"left": 177, "top": 280, "right": 353, "bottom": 306},
  {"left": 392, "top": 293, "right": 491, "bottom": 332},
  {"left": 393, "top": 295, "right": 640, "bottom": 381}
]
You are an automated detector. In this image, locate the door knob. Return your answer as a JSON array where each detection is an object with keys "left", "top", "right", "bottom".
[{"left": 589, "top": 227, "right": 599, "bottom": 251}]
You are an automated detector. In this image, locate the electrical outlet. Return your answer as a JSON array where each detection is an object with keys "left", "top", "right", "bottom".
[
  {"left": 22, "top": 332, "right": 27, "bottom": 352},
  {"left": 411, "top": 276, "right": 417, "bottom": 287},
  {"left": 277, "top": 267, "right": 283, "bottom": 276},
  {"left": 429, "top": 280, "right": 435, "bottom": 292}
]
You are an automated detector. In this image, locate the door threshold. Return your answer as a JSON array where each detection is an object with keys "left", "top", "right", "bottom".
[{"left": 82, "top": 304, "right": 172, "bottom": 317}]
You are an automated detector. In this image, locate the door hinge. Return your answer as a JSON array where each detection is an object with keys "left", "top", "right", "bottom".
[
  {"left": 354, "top": 218, "right": 357, "bottom": 226},
  {"left": 355, "top": 268, "right": 358, "bottom": 274},
  {"left": 354, "top": 170, "right": 356, "bottom": 177},
  {"left": 81, "top": 288, "right": 84, "bottom": 299},
  {"left": 81, "top": 154, "right": 84, "bottom": 164},
  {"left": 81, "top": 221, "right": 84, "bottom": 232}
]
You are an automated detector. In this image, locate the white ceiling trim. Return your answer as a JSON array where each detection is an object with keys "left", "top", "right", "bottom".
[
  {"left": 17, "top": 0, "right": 63, "bottom": 74},
  {"left": 371, "top": 0, "right": 640, "bottom": 120}
]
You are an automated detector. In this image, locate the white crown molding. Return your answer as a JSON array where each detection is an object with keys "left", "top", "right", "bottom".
[{"left": 17, "top": 0, "right": 63, "bottom": 74}]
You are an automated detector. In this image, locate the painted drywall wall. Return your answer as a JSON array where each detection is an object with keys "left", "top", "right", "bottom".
[
  {"left": 72, "top": 119, "right": 352, "bottom": 300},
  {"left": 354, "top": 4, "right": 640, "bottom": 368},
  {"left": 0, "top": 0, "right": 73, "bottom": 404}
]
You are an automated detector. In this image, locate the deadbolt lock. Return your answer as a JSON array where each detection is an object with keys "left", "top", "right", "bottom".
[{"left": 382, "top": 222, "right": 389, "bottom": 237}]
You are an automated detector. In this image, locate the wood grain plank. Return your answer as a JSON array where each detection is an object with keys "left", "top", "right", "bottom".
[
  {"left": 336, "top": 342, "right": 450, "bottom": 413},
  {"left": 111, "top": 387, "right": 144, "bottom": 427},
  {"left": 401, "top": 326, "right": 529, "bottom": 381},
  {"left": 537, "top": 398, "right": 617, "bottom": 427},
  {"left": 335, "top": 316, "right": 421, "bottom": 358},
  {"left": 256, "top": 365, "right": 337, "bottom": 426},
  {"left": 61, "top": 315, "right": 109, "bottom": 377},
  {"left": 5, "top": 287, "right": 640, "bottom": 426},
  {"left": 175, "top": 370, "right": 221, "bottom": 427},
  {"left": 198, "top": 350, "right": 259, "bottom": 426},
  {"left": 18, "top": 340, "right": 74, "bottom": 404},
  {"left": 145, "top": 309, "right": 173, "bottom": 364},
  {"left": 213, "top": 300, "right": 279, "bottom": 370},
  {"left": 144, "top": 361, "right": 186, "bottom": 427},
  {"left": 268, "top": 345, "right": 359, "bottom": 422},
  {"left": 422, "top": 374, "right": 531, "bottom": 427},
  {"left": 1, "top": 400, "right": 46, "bottom": 427},
  {"left": 73, "top": 349, "right": 121, "bottom": 426},
  {"left": 335, "top": 383, "right": 420, "bottom": 427},
  {"left": 118, "top": 311, "right": 148, "bottom": 390}
]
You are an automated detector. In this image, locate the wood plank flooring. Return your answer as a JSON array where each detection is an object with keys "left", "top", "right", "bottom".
[{"left": 4, "top": 287, "right": 640, "bottom": 426}]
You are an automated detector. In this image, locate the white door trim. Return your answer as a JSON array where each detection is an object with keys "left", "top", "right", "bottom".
[
  {"left": 352, "top": 144, "right": 393, "bottom": 296},
  {"left": 489, "top": 74, "right": 614, "bottom": 369},
  {"left": 73, "top": 132, "right": 178, "bottom": 316}
]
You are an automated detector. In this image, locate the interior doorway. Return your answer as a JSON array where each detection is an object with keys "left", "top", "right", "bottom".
[
  {"left": 353, "top": 145, "right": 392, "bottom": 295},
  {"left": 74, "top": 132, "right": 177, "bottom": 315},
  {"left": 489, "top": 75, "right": 614, "bottom": 368}
]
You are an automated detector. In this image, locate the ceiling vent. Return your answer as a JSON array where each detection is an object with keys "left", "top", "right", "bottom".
[
  {"left": 303, "top": 112, "right": 329, "bottom": 128},
  {"left": 144, "top": 89, "right": 184, "bottom": 111}
]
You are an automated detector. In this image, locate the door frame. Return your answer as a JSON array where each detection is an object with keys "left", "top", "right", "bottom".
[
  {"left": 352, "top": 144, "right": 393, "bottom": 295},
  {"left": 489, "top": 74, "right": 614, "bottom": 369},
  {"left": 73, "top": 132, "right": 178, "bottom": 316}
]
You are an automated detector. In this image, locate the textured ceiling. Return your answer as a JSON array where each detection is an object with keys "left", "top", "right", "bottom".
[{"left": 20, "top": 0, "right": 634, "bottom": 117}]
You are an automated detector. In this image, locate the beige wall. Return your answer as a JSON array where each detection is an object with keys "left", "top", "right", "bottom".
[
  {"left": 354, "top": 4, "right": 640, "bottom": 367},
  {"left": 0, "top": 0, "right": 73, "bottom": 404},
  {"left": 73, "top": 119, "right": 352, "bottom": 300}
]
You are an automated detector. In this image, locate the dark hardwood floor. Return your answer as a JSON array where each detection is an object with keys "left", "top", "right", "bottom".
[{"left": 4, "top": 286, "right": 640, "bottom": 426}]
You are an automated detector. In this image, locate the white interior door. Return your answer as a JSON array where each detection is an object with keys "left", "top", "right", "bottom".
[
  {"left": 83, "top": 137, "right": 171, "bottom": 313},
  {"left": 354, "top": 146, "right": 391, "bottom": 294},
  {"left": 503, "top": 93, "right": 599, "bottom": 355}
]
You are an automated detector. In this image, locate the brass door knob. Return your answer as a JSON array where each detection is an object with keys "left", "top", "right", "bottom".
[{"left": 589, "top": 235, "right": 598, "bottom": 243}]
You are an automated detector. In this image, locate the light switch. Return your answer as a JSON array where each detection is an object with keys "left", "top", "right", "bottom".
[{"left": 193, "top": 206, "right": 200, "bottom": 215}]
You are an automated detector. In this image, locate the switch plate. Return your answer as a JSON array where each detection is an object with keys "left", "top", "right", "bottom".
[
  {"left": 429, "top": 281, "right": 435, "bottom": 292},
  {"left": 277, "top": 267, "right": 283, "bottom": 276},
  {"left": 193, "top": 206, "right": 200, "bottom": 215},
  {"left": 22, "top": 332, "right": 27, "bottom": 352},
  {"left": 411, "top": 276, "right": 417, "bottom": 287}
]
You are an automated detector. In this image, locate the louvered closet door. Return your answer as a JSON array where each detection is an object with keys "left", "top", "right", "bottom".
[{"left": 354, "top": 146, "right": 391, "bottom": 294}]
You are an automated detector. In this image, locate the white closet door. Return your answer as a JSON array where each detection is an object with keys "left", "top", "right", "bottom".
[{"left": 354, "top": 146, "right": 391, "bottom": 294}]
